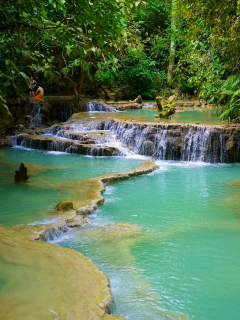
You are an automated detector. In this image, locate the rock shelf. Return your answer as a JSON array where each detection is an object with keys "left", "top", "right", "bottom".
[
  {"left": 0, "top": 225, "right": 125, "bottom": 320},
  {"left": 17, "top": 134, "right": 123, "bottom": 157}
]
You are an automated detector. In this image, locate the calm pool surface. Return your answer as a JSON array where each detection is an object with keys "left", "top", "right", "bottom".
[
  {"left": 112, "top": 107, "right": 221, "bottom": 125},
  {"left": 0, "top": 148, "right": 142, "bottom": 225}
]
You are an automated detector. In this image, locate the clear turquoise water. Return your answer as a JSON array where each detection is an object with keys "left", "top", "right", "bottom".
[
  {"left": 0, "top": 148, "right": 142, "bottom": 226},
  {"left": 57, "top": 161, "right": 240, "bottom": 320},
  {"left": 114, "top": 108, "right": 221, "bottom": 125},
  {"left": 2, "top": 147, "right": 240, "bottom": 320}
]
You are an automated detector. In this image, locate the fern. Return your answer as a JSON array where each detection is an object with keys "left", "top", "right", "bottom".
[
  {"left": 218, "top": 76, "right": 240, "bottom": 121},
  {"left": 0, "top": 95, "right": 12, "bottom": 118},
  {"left": 217, "top": 90, "right": 234, "bottom": 105},
  {"left": 220, "top": 74, "right": 240, "bottom": 92}
]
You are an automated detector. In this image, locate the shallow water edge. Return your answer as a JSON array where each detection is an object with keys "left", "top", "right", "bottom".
[{"left": 0, "top": 159, "right": 158, "bottom": 320}]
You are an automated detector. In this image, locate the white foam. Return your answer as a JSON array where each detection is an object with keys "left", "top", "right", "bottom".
[
  {"left": 28, "top": 217, "right": 61, "bottom": 226},
  {"left": 125, "top": 153, "right": 149, "bottom": 160},
  {"left": 46, "top": 151, "right": 69, "bottom": 155},
  {"left": 104, "top": 186, "right": 116, "bottom": 195},
  {"left": 155, "top": 160, "right": 214, "bottom": 168},
  {"left": 49, "top": 232, "right": 73, "bottom": 244},
  {"left": 105, "top": 197, "right": 120, "bottom": 203},
  {"left": 14, "top": 145, "right": 38, "bottom": 152}
]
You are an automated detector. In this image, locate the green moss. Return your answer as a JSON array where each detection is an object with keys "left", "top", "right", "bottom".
[{"left": 56, "top": 201, "right": 74, "bottom": 211}]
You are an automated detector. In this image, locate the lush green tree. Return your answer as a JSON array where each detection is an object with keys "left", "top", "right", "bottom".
[
  {"left": 118, "top": 47, "right": 160, "bottom": 99},
  {"left": 0, "top": 0, "right": 144, "bottom": 103}
]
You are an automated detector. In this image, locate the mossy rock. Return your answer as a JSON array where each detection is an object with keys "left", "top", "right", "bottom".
[
  {"left": 56, "top": 200, "right": 74, "bottom": 211},
  {"left": 159, "top": 106, "right": 176, "bottom": 119}
]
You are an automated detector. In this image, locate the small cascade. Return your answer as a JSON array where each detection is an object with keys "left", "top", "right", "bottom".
[
  {"left": 39, "top": 224, "right": 69, "bottom": 242},
  {"left": 30, "top": 102, "right": 42, "bottom": 127},
  {"left": 86, "top": 101, "right": 117, "bottom": 112},
  {"left": 142, "top": 103, "right": 155, "bottom": 109}
]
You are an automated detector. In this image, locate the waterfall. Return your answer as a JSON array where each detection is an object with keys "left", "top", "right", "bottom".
[
  {"left": 39, "top": 224, "right": 69, "bottom": 242},
  {"left": 17, "top": 117, "right": 240, "bottom": 163},
  {"left": 86, "top": 101, "right": 117, "bottom": 112},
  {"left": 102, "top": 121, "right": 240, "bottom": 163},
  {"left": 142, "top": 103, "right": 155, "bottom": 109},
  {"left": 30, "top": 102, "right": 42, "bottom": 127}
]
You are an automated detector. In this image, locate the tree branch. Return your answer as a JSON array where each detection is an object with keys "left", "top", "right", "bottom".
[{"left": 0, "top": 21, "right": 66, "bottom": 32}]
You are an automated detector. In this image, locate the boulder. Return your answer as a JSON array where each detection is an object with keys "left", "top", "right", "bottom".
[
  {"left": 14, "top": 163, "right": 29, "bottom": 182},
  {"left": 56, "top": 200, "right": 74, "bottom": 211}
]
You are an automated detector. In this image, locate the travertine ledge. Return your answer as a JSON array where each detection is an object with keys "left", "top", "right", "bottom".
[
  {"left": 15, "top": 160, "right": 158, "bottom": 240},
  {"left": 1, "top": 160, "right": 158, "bottom": 320},
  {"left": 0, "top": 225, "right": 125, "bottom": 320}
]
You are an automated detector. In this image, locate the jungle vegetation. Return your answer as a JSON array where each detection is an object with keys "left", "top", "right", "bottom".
[{"left": 1, "top": 0, "right": 240, "bottom": 121}]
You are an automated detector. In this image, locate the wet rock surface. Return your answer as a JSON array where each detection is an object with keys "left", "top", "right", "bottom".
[
  {"left": 50, "top": 115, "right": 240, "bottom": 163},
  {"left": 14, "top": 111, "right": 240, "bottom": 163},
  {"left": 17, "top": 134, "right": 123, "bottom": 157}
]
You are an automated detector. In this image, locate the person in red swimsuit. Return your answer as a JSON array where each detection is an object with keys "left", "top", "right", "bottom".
[{"left": 33, "top": 85, "right": 44, "bottom": 102}]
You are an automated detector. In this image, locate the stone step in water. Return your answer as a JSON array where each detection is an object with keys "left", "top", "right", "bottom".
[
  {"left": 17, "top": 135, "right": 123, "bottom": 156},
  {"left": 51, "top": 130, "right": 114, "bottom": 145}
]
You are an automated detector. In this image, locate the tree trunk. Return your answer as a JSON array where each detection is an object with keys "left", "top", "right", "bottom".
[
  {"left": 167, "top": 0, "right": 177, "bottom": 84},
  {"left": 101, "top": 85, "right": 112, "bottom": 100},
  {"left": 62, "top": 74, "right": 86, "bottom": 112},
  {"left": 156, "top": 96, "right": 163, "bottom": 111}
]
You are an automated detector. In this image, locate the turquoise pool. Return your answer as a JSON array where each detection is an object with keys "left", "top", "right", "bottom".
[
  {"left": 57, "top": 161, "right": 240, "bottom": 320},
  {"left": 0, "top": 148, "right": 142, "bottom": 226}
]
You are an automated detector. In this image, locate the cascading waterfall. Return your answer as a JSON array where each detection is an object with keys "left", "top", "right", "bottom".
[
  {"left": 17, "top": 117, "right": 240, "bottom": 163},
  {"left": 103, "top": 120, "right": 240, "bottom": 163},
  {"left": 30, "top": 102, "right": 42, "bottom": 127},
  {"left": 86, "top": 101, "right": 117, "bottom": 112}
]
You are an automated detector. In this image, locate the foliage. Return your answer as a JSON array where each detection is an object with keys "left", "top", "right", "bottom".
[
  {"left": 216, "top": 75, "right": 240, "bottom": 121},
  {"left": 0, "top": 0, "right": 144, "bottom": 99},
  {"left": 0, "top": 96, "right": 12, "bottom": 118},
  {"left": 181, "top": 0, "right": 240, "bottom": 68},
  {"left": 1, "top": 0, "right": 240, "bottom": 124},
  {"left": 118, "top": 48, "right": 160, "bottom": 98},
  {"left": 219, "top": 90, "right": 240, "bottom": 121},
  {"left": 178, "top": 0, "right": 240, "bottom": 120}
]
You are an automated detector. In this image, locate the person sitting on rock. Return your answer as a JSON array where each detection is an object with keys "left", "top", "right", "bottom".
[{"left": 33, "top": 85, "right": 44, "bottom": 103}]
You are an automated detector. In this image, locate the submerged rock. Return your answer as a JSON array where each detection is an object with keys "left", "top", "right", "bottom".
[
  {"left": 14, "top": 163, "right": 29, "bottom": 182},
  {"left": 56, "top": 200, "right": 74, "bottom": 211}
]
